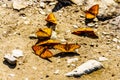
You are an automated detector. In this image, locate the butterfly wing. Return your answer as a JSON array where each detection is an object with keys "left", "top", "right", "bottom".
[
  {"left": 40, "top": 49, "right": 53, "bottom": 58},
  {"left": 72, "top": 28, "right": 87, "bottom": 35},
  {"left": 89, "top": 4, "right": 99, "bottom": 16},
  {"left": 85, "top": 4, "right": 99, "bottom": 19},
  {"left": 45, "top": 13, "right": 57, "bottom": 24},
  {"left": 36, "top": 28, "right": 52, "bottom": 38},
  {"left": 85, "top": 11, "right": 96, "bottom": 19},
  {"left": 32, "top": 45, "right": 44, "bottom": 55},
  {"left": 54, "top": 44, "right": 67, "bottom": 52},
  {"left": 36, "top": 39, "right": 60, "bottom": 46},
  {"left": 68, "top": 44, "right": 80, "bottom": 52}
]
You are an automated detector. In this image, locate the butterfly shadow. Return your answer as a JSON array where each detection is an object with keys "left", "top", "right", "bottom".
[
  {"left": 46, "top": 22, "right": 56, "bottom": 31},
  {"left": 52, "top": 0, "right": 73, "bottom": 12},
  {"left": 75, "top": 33, "right": 98, "bottom": 39},
  {"left": 53, "top": 52, "right": 80, "bottom": 58},
  {"left": 97, "top": 15, "right": 115, "bottom": 21},
  {"left": 3, "top": 60, "right": 16, "bottom": 69},
  {"left": 85, "top": 18, "right": 95, "bottom": 25}
]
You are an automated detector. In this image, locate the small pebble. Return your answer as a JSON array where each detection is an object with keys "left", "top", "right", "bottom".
[
  {"left": 39, "top": 9, "right": 46, "bottom": 15},
  {"left": 54, "top": 70, "right": 60, "bottom": 75},
  {"left": 67, "top": 58, "right": 78, "bottom": 64},
  {"left": 12, "top": 49, "right": 23, "bottom": 58},
  {"left": 4, "top": 54, "right": 17, "bottom": 65},
  {"left": 8, "top": 73, "right": 15, "bottom": 77},
  {"left": 87, "top": 23, "right": 95, "bottom": 27},
  {"left": 51, "top": 31, "right": 57, "bottom": 39},
  {"left": 32, "top": 66, "right": 37, "bottom": 70},
  {"left": 13, "top": 1, "right": 28, "bottom": 10},
  {"left": 112, "top": 38, "right": 118, "bottom": 43},
  {"left": 40, "top": 1, "right": 46, "bottom": 8},
  {"left": 98, "top": 57, "right": 108, "bottom": 62},
  {"left": 73, "top": 25, "right": 78, "bottom": 28}
]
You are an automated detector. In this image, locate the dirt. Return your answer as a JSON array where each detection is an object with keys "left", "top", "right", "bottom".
[{"left": 0, "top": 1, "right": 120, "bottom": 80}]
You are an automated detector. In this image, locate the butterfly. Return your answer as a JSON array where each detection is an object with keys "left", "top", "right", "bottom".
[
  {"left": 85, "top": 4, "right": 99, "bottom": 19},
  {"left": 54, "top": 43, "right": 80, "bottom": 52},
  {"left": 36, "top": 39, "right": 60, "bottom": 47},
  {"left": 32, "top": 45, "right": 53, "bottom": 59},
  {"left": 35, "top": 28, "right": 52, "bottom": 39},
  {"left": 72, "top": 27, "right": 98, "bottom": 38},
  {"left": 45, "top": 13, "right": 57, "bottom": 24}
]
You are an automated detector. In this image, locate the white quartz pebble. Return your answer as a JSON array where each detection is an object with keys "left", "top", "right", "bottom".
[
  {"left": 12, "top": 49, "right": 23, "bottom": 58},
  {"left": 65, "top": 60, "right": 103, "bottom": 77}
]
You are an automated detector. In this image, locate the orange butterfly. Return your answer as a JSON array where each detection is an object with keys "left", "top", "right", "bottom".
[
  {"left": 85, "top": 4, "right": 99, "bottom": 19},
  {"left": 45, "top": 13, "right": 57, "bottom": 24},
  {"left": 36, "top": 39, "right": 60, "bottom": 46},
  {"left": 54, "top": 43, "right": 80, "bottom": 52},
  {"left": 32, "top": 45, "right": 53, "bottom": 59},
  {"left": 36, "top": 28, "right": 52, "bottom": 38},
  {"left": 72, "top": 27, "right": 98, "bottom": 38}
]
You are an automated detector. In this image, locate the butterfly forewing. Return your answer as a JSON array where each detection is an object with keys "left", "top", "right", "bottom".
[
  {"left": 89, "top": 4, "right": 99, "bottom": 15},
  {"left": 36, "top": 39, "right": 60, "bottom": 46}
]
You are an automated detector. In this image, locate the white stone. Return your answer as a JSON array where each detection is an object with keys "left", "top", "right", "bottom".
[
  {"left": 60, "top": 39, "right": 66, "bottom": 43},
  {"left": 73, "top": 25, "right": 78, "bottom": 28},
  {"left": 51, "top": 31, "right": 57, "bottom": 39},
  {"left": 32, "top": 66, "right": 37, "bottom": 70},
  {"left": 70, "top": 0, "right": 84, "bottom": 5},
  {"left": 67, "top": 58, "right": 78, "bottom": 64},
  {"left": 40, "top": 1, "right": 46, "bottom": 8},
  {"left": 29, "top": 34, "right": 37, "bottom": 38},
  {"left": 13, "top": 0, "right": 28, "bottom": 10},
  {"left": 65, "top": 60, "right": 103, "bottom": 77},
  {"left": 8, "top": 74, "right": 15, "bottom": 77},
  {"left": 87, "top": 23, "right": 95, "bottom": 27},
  {"left": 39, "top": 9, "right": 46, "bottom": 15},
  {"left": 98, "top": 57, "right": 108, "bottom": 61},
  {"left": 12, "top": 49, "right": 23, "bottom": 58},
  {"left": 54, "top": 70, "right": 60, "bottom": 75},
  {"left": 112, "top": 38, "right": 118, "bottom": 43},
  {"left": 4, "top": 54, "right": 17, "bottom": 65}
]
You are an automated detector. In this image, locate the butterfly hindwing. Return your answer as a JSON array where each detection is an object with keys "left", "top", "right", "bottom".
[
  {"left": 68, "top": 44, "right": 81, "bottom": 52},
  {"left": 40, "top": 49, "right": 53, "bottom": 58},
  {"left": 54, "top": 43, "right": 80, "bottom": 52},
  {"left": 54, "top": 44, "right": 67, "bottom": 52},
  {"left": 32, "top": 45, "right": 53, "bottom": 59}
]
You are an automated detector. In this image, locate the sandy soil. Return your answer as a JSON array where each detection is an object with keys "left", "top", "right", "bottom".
[{"left": 0, "top": 0, "right": 120, "bottom": 80}]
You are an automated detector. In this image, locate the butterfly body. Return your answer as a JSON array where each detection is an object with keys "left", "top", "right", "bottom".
[
  {"left": 54, "top": 43, "right": 80, "bottom": 52},
  {"left": 32, "top": 45, "right": 53, "bottom": 59},
  {"left": 85, "top": 4, "right": 99, "bottom": 19}
]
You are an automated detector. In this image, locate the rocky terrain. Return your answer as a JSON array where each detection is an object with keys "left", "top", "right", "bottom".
[{"left": 0, "top": 0, "right": 120, "bottom": 80}]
